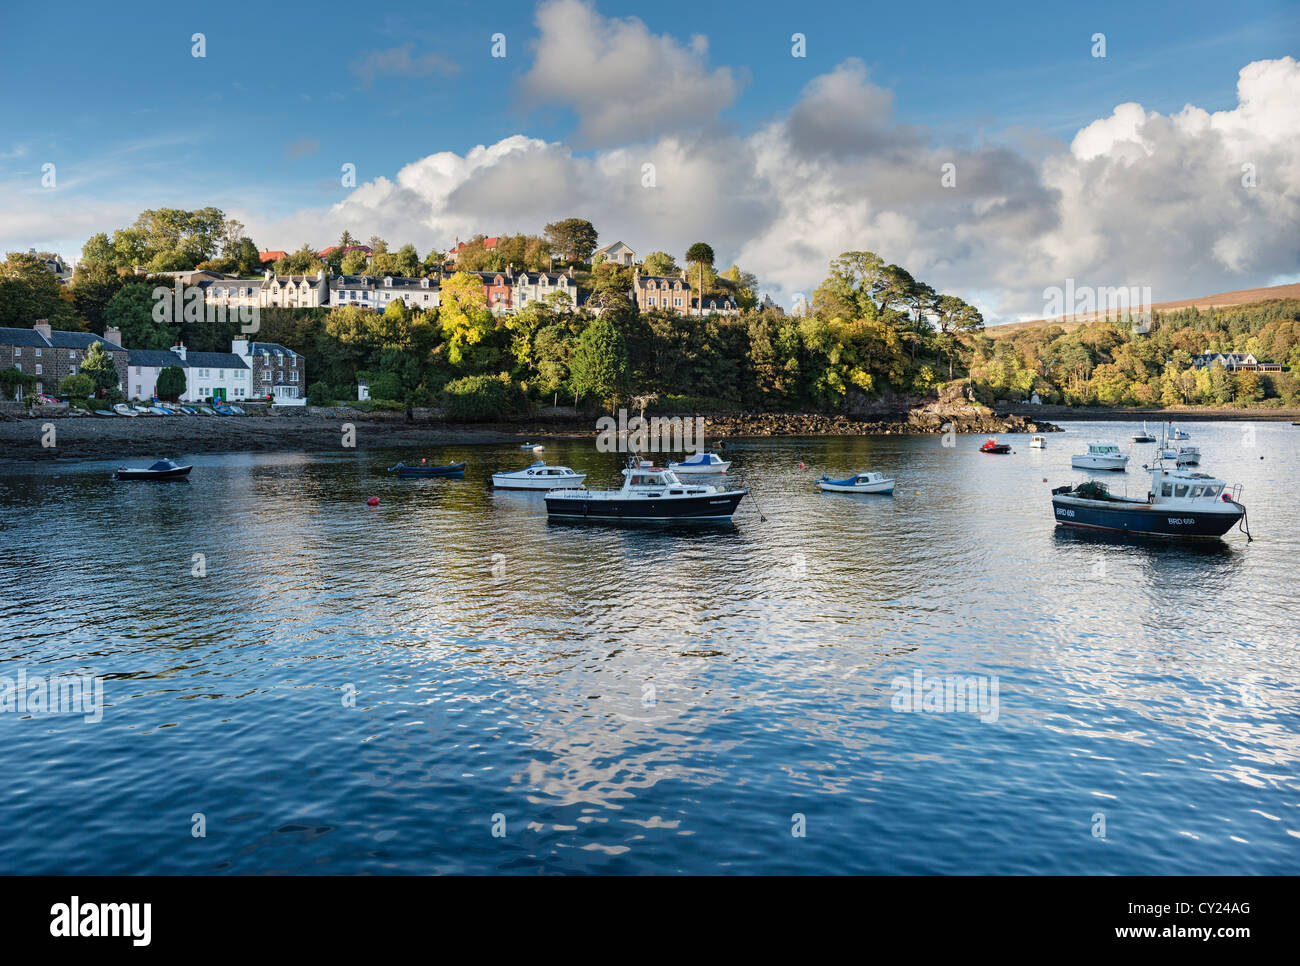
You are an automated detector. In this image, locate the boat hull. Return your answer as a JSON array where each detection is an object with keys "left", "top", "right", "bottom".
[
  {"left": 392, "top": 461, "right": 466, "bottom": 478},
  {"left": 1052, "top": 496, "right": 1242, "bottom": 537},
  {"left": 545, "top": 490, "right": 746, "bottom": 521},
  {"left": 491, "top": 475, "right": 585, "bottom": 490},
  {"left": 980, "top": 445, "right": 1011, "bottom": 454},
  {"left": 818, "top": 481, "right": 894, "bottom": 494},
  {"left": 1071, "top": 456, "right": 1128, "bottom": 471},
  {"left": 115, "top": 466, "right": 192, "bottom": 481}
]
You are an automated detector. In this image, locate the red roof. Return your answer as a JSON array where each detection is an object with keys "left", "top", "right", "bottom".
[
  {"left": 259, "top": 250, "right": 287, "bottom": 263},
  {"left": 453, "top": 237, "right": 500, "bottom": 254},
  {"left": 319, "top": 244, "right": 373, "bottom": 258}
]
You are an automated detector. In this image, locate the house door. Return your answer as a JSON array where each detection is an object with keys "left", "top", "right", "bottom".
[{"left": 213, "top": 388, "right": 226, "bottom": 402}]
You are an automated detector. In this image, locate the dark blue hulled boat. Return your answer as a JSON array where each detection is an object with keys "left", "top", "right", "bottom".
[
  {"left": 114, "top": 458, "right": 193, "bottom": 481},
  {"left": 388, "top": 461, "right": 466, "bottom": 478},
  {"left": 544, "top": 463, "right": 746, "bottom": 523},
  {"left": 1051, "top": 465, "right": 1246, "bottom": 538}
]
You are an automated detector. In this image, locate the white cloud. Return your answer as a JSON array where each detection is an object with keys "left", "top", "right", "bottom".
[{"left": 517, "top": 0, "right": 743, "bottom": 147}]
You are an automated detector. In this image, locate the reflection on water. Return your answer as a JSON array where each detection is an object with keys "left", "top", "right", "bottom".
[{"left": 0, "top": 421, "right": 1297, "bottom": 874}]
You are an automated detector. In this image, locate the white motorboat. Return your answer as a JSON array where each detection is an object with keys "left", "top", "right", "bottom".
[
  {"left": 1029, "top": 435, "right": 1047, "bottom": 449},
  {"left": 546, "top": 462, "right": 746, "bottom": 522},
  {"left": 816, "top": 471, "right": 895, "bottom": 494},
  {"left": 492, "top": 461, "right": 586, "bottom": 490},
  {"left": 1174, "top": 445, "right": 1201, "bottom": 466},
  {"left": 520, "top": 442, "right": 544, "bottom": 451},
  {"left": 1071, "top": 442, "right": 1129, "bottom": 471},
  {"left": 667, "top": 451, "right": 731, "bottom": 474}
]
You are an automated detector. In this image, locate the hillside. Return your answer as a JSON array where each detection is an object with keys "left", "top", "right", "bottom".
[{"left": 989, "top": 282, "right": 1300, "bottom": 337}]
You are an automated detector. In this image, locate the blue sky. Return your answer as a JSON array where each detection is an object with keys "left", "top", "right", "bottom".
[{"left": 1, "top": 0, "right": 1296, "bottom": 316}]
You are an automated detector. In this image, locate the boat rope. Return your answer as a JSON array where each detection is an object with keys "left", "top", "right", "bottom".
[{"left": 1228, "top": 498, "right": 1252, "bottom": 541}]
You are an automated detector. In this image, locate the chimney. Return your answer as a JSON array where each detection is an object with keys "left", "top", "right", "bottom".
[
  {"left": 103, "top": 326, "right": 122, "bottom": 347},
  {"left": 264, "top": 269, "right": 273, "bottom": 280},
  {"left": 33, "top": 319, "right": 52, "bottom": 340},
  {"left": 171, "top": 342, "right": 187, "bottom": 361},
  {"left": 231, "top": 338, "right": 249, "bottom": 357},
  {"left": 317, "top": 268, "right": 326, "bottom": 280}
]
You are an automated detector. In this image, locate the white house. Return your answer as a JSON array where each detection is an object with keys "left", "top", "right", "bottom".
[
  {"left": 591, "top": 241, "right": 635, "bottom": 266},
  {"left": 261, "top": 269, "right": 329, "bottom": 308},
  {"left": 511, "top": 269, "right": 577, "bottom": 311},
  {"left": 126, "top": 344, "right": 252, "bottom": 402},
  {"left": 330, "top": 275, "right": 440, "bottom": 311}
]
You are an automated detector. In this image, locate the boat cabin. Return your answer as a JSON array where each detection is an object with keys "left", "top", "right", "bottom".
[
  {"left": 1150, "top": 468, "right": 1227, "bottom": 504},
  {"left": 1087, "top": 443, "right": 1123, "bottom": 457}
]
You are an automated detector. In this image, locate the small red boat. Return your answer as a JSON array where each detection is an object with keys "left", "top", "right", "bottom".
[{"left": 979, "top": 438, "right": 1012, "bottom": 454}]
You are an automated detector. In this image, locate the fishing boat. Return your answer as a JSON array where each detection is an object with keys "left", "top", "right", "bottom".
[
  {"left": 1029, "top": 435, "right": 1047, "bottom": 449},
  {"left": 667, "top": 451, "right": 731, "bottom": 474},
  {"left": 545, "top": 461, "right": 746, "bottom": 522},
  {"left": 1071, "top": 442, "right": 1129, "bottom": 471},
  {"left": 1132, "top": 421, "right": 1156, "bottom": 443},
  {"left": 491, "top": 461, "right": 586, "bottom": 490},
  {"left": 979, "top": 438, "right": 1012, "bottom": 454},
  {"left": 1174, "top": 445, "right": 1201, "bottom": 466},
  {"left": 815, "top": 471, "right": 895, "bottom": 494},
  {"left": 114, "top": 458, "right": 192, "bottom": 481},
  {"left": 388, "top": 461, "right": 466, "bottom": 478},
  {"left": 1167, "top": 424, "right": 1190, "bottom": 440},
  {"left": 1051, "top": 466, "right": 1246, "bottom": 538}
]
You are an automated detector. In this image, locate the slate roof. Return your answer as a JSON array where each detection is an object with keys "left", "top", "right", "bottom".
[
  {"left": 185, "top": 352, "right": 249, "bottom": 370},
  {"left": 0, "top": 326, "right": 54, "bottom": 348},
  {"left": 45, "top": 330, "right": 126, "bottom": 351},
  {"left": 128, "top": 349, "right": 188, "bottom": 368},
  {"left": 249, "top": 342, "right": 301, "bottom": 358}
]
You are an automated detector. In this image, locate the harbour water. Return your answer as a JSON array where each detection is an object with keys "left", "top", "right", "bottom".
[{"left": 0, "top": 420, "right": 1296, "bottom": 874}]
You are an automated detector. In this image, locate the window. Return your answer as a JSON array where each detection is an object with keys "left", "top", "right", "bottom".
[
  {"left": 69, "top": 351, "right": 75, "bottom": 360},
  {"left": 1189, "top": 486, "right": 1203, "bottom": 498},
  {"left": 34, "top": 348, "right": 41, "bottom": 357},
  {"left": 35, "top": 364, "right": 42, "bottom": 374},
  {"left": 1174, "top": 485, "right": 1188, "bottom": 498},
  {"left": 13, "top": 363, "right": 20, "bottom": 372},
  {"left": 13, "top": 348, "right": 19, "bottom": 357},
  {"left": 1161, "top": 484, "right": 1173, "bottom": 497},
  {"left": 674, "top": 298, "right": 682, "bottom": 307}
]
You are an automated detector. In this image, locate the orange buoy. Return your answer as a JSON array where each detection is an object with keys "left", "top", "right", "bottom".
[{"left": 367, "top": 496, "right": 379, "bottom": 506}]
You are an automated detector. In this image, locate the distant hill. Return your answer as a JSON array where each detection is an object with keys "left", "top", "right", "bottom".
[{"left": 989, "top": 282, "right": 1300, "bottom": 337}]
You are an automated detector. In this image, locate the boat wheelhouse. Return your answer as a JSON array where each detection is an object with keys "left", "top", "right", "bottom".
[
  {"left": 1071, "top": 442, "right": 1129, "bottom": 471},
  {"left": 1051, "top": 466, "right": 1246, "bottom": 538},
  {"left": 544, "top": 463, "right": 746, "bottom": 522},
  {"left": 1029, "top": 435, "right": 1046, "bottom": 449},
  {"left": 1174, "top": 445, "right": 1201, "bottom": 466},
  {"left": 491, "top": 461, "right": 586, "bottom": 490},
  {"left": 667, "top": 452, "right": 731, "bottom": 474}
]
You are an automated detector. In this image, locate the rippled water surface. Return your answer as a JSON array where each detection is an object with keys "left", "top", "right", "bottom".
[{"left": 1, "top": 421, "right": 1297, "bottom": 874}]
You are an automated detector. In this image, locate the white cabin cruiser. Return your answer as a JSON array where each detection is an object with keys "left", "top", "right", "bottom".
[
  {"left": 1174, "top": 445, "right": 1201, "bottom": 466},
  {"left": 545, "top": 462, "right": 746, "bottom": 522},
  {"left": 1029, "top": 435, "right": 1047, "bottom": 449},
  {"left": 1071, "top": 442, "right": 1129, "bottom": 471},
  {"left": 667, "top": 451, "right": 731, "bottom": 474},
  {"left": 491, "top": 461, "right": 586, "bottom": 490},
  {"left": 816, "top": 471, "right": 895, "bottom": 494},
  {"left": 1052, "top": 465, "right": 1246, "bottom": 538}
]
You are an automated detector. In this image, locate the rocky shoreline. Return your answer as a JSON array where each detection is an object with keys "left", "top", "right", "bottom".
[{"left": 0, "top": 406, "right": 1058, "bottom": 462}]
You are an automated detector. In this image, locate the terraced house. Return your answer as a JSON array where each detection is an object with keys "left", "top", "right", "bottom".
[
  {"left": 330, "top": 274, "right": 440, "bottom": 311},
  {"left": 127, "top": 344, "right": 253, "bottom": 403},
  {"left": 0, "top": 321, "right": 128, "bottom": 396},
  {"left": 235, "top": 339, "right": 305, "bottom": 404}
]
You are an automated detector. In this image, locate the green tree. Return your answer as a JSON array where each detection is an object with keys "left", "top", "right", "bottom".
[
  {"left": 340, "top": 249, "right": 369, "bottom": 275},
  {"left": 0, "top": 251, "right": 80, "bottom": 327},
  {"left": 79, "top": 341, "right": 121, "bottom": 396},
  {"left": 641, "top": 251, "right": 678, "bottom": 277},
  {"left": 544, "top": 218, "right": 599, "bottom": 264},
  {"left": 569, "top": 316, "right": 629, "bottom": 408},
  {"left": 156, "top": 365, "right": 187, "bottom": 400},
  {"left": 59, "top": 372, "right": 95, "bottom": 397},
  {"left": 273, "top": 244, "right": 326, "bottom": 275},
  {"left": 685, "top": 242, "right": 715, "bottom": 316},
  {"left": 371, "top": 244, "right": 420, "bottom": 278},
  {"left": 105, "top": 282, "right": 175, "bottom": 349}
]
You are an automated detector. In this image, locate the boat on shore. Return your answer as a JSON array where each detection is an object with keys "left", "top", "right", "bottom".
[
  {"left": 388, "top": 461, "right": 466, "bottom": 478},
  {"left": 979, "top": 438, "right": 1012, "bottom": 454},
  {"left": 114, "top": 458, "right": 192, "bottom": 481},
  {"left": 1051, "top": 467, "right": 1246, "bottom": 538},
  {"left": 492, "top": 461, "right": 585, "bottom": 490},
  {"left": 1071, "top": 442, "right": 1129, "bottom": 471},
  {"left": 667, "top": 452, "right": 731, "bottom": 474},
  {"left": 816, "top": 471, "right": 895, "bottom": 494},
  {"left": 545, "top": 461, "right": 746, "bottom": 522}
]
